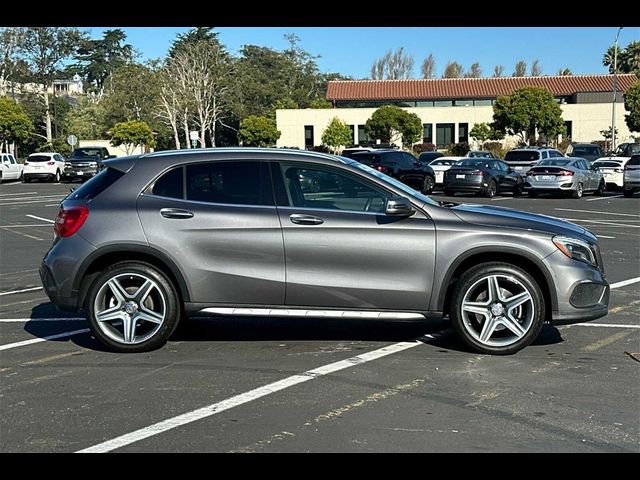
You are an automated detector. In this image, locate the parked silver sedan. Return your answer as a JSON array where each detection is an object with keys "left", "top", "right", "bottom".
[{"left": 524, "top": 157, "right": 605, "bottom": 198}]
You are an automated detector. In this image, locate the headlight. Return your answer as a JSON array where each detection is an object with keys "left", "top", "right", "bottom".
[
  {"left": 64, "top": 162, "right": 73, "bottom": 169},
  {"left": 553, "top": 236, "right": 597, "bottom": 267}
]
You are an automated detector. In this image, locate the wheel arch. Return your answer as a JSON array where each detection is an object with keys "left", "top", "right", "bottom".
[
  {"left": 437, "top": 247, "right": 557, "bottom": 318},
  {"left": 73, "top": 245, "right": 190, "bottom": 308}
]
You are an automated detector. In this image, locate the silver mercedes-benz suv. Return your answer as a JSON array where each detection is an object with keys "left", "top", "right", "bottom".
[{"left": 40, "top": 148, "right": 609, "bottom": 355}]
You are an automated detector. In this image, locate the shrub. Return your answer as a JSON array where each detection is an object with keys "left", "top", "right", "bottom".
[
  {"left": 310, "top": 145, "right": 331, "bottom": 153},
  {"left": 557, "top": 138, "right": 572, "bottom": 154},
  {"left": 448, "top": 142, "right": 470, "bottom": 156},
  {"left": 413, "top": 142, "right": 436, "bottom": 155},
  {"left": 483, "top": 141, "right": 507, "bottom": 159}
]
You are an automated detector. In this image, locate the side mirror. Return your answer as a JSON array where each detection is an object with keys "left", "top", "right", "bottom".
[{"left": 385, "top": 196, "right": 415, "bottom": 217}]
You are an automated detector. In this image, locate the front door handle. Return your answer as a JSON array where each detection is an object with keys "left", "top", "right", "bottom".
[
  {"left": 289, "top": 214, "right": 324, "bottom": 225},
  {"left": 160, "top": 208, "right": 194, "bottom": 219}
]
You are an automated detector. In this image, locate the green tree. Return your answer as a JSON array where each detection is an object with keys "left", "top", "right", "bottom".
[
  {"left": 169, "top": 27, "right": 219, "bottom": 58},
  {"left": 492, "top": 86, "right": 565, "bottom": 145},
  {"left": 238, "top": 116, "right": 280, "bottom": 147},
  {"left": 72, "top": 29, "right": 134, "bottom": 94},
  {"left": 102, "top": 62, "right": 160, "bottom": 127},
  {"left": 321, "top": 117, "right": 352, "bottom": 152},
  {"left": 110, "top": 119, "right": 155, "bottom": 155},
  {"left": 600, "top": 126, "right": 619, "bottom": 152},
  {"left": 0, "top": 96, "right": 33, "bottom": 149},
  {"left": 66, "top": 96, "right": 108, "bottom": 140},
  {"left": 365, "top": 105, "right": 421, "bottom": 146},
  {"left": 308, "top": 98, "right": 332, "bottom": 109},
  {"left": 469, "top": 122, "right": 491, "bottom": 148},
  {"left": 603, "top": 41, "right": 640, "bottom": 76},
  {"left": 624, "top": 82, "right": 640, "bottom": 132}
]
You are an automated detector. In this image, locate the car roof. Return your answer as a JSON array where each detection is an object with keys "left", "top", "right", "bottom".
[
  {"left": 28, "top": 152, "right": 57, "bottom": 156},
  {"left": 572, "top": 143, "right": 600, "bottom": 147}
]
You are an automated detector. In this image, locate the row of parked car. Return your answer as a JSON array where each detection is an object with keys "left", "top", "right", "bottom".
[
  {"left": 0, "top": 146, "right": 115, "bottom": 184},
  {"left": 341, "top": 144, "right": 640, "bottom": 199}
]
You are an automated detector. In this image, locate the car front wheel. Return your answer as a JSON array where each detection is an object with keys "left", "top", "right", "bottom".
[
  {"left": 450, "top": 262, "right": 545, "bottom": 355},
  {"left": 85, "top": 261, "right": 181, "bottom": 352},
  {"left": 421, "top": 175, "right": 435, "bottom": 194}
]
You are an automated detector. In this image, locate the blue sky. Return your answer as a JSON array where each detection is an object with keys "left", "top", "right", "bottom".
[{"left": 88, "top": 27, "right": 639, "bottom": 79}]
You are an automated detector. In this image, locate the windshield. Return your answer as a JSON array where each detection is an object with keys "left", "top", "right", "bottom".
[
  {"left": 615, "top": 144, "right": 640, "bottom": 156},
  {"left": 72, "top": 148, "right": 102, "bottom": 158},
  {"left": 467, "top": 151, "right": 492, "bottom": 158},
  {"left": 504, "top": 151, "right": 539, "bottom": 162},
  {"left": 341, "top": 157, "right": 438, "bottom": 206},
  {"left": 594, "top": 161, "right": 623, "bottom": 168},
  {"left": 455, "top": 159, "right": 485, "bottom": 167},
  {"left": 537, "top": 159, "right": 571, "bottom": 166},
  {"left": 430, "top": 159, "right": 456, "bottom": 166},
  {"left": 27, "top": 155, "right": 52, "bottom": 162},
  {"left": 571, "top": 146, "right": 600, "bottom": 156},
  {"left": 350, "top": 153, "right": 380, "bottom": 166}
]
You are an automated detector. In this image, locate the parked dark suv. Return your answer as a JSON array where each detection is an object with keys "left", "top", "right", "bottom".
[
  {"left": 41, "top": 148, "right": 609, "bottom": 355},
  {"left": 350, "top": 149, "right": 436, "bottom": 194},
  {"left": 566, "top": 143, "right": 604, "bottom": 163},
  {"left": 63, "top": 146, "right": 116, "bottom": 181}
]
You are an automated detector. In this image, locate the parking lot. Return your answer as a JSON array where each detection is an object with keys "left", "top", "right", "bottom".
[{"left": 1, "top": 179, "right": 638, "bottom": 453}]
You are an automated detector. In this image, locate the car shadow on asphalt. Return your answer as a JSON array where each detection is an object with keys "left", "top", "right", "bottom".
[{"left": 23, "top": 301, "right": 565, "bottom": 354}]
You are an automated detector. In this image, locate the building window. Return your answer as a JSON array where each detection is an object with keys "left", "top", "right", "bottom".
[
  {"left": 458, "top": 123, "right": 469, "bottom": 143},
  {"left": 436, "top": 123, "right": 455, "bottom": 148},
  {"left": 423, "top": 124, "right": 433, "bottom": 143},
  {"left": 348, "top": 125, "right": 355, "bottom": 145},
  {"left": 473, "top": 99, "right": 492, "bottom": 106},
  {"left": 416, "top": 101, "right": 434, "bottom": 107},
  {"left": 433, "top": 100, "right": 453, "bottom": 107},
  {"left": 304, "top": 125, "right": 314, "bottom": 149},
  {"left": 564, "top": 121, "right": 572, "bottom": 140},
  {"left": 453, "top": 99, "right": 473, "bottom": 107},
  {"left": 357, "top": 125, "right": 370, "bottom": 144}
]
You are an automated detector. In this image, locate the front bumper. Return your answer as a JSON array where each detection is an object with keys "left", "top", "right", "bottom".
[{"left": 63, "top": 169, "right": 97, "bottom": 179}]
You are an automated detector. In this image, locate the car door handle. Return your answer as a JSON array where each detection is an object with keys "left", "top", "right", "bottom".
[
  {"left": 160, "top": 208, "right": 194, "bottom": 219},
  {"left": 289, "top": 214, "right": 324, "bottom": 225}
]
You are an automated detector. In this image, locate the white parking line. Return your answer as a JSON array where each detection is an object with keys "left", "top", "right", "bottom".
[
  {"left": 0, "top": 286, "right": 43, "bottom": 296},
  {"left": 560, "top": 218, "right": 640, "bottom": 228},
  {"left": 76, "top": 335, "right": 437, "bottom": 453},
  {"left": 0, "top": 328, "right": 90, "bottom": 352},
  {"left": 490, "top": 197, "right": 512, "bottom": 201},
  {"left": 572, "top": 323, "right": 640, "bottom": 329},
  {"left": 596, "top": 235, "right": 616, "bottom": 239},
  {"left": 1, "top": 194, "right": 66, "bottom": 201},
  {"left": 554, "top": 208, "right": 640, "bottom": 218},
  {"left": 25, "top": 214, "right": 55, "bottom": 223},
  {"left": 0, "top": 224, "right": 52, "bottom": 228},
  {"left": 0, "top": 318, "right": 84, "bottom": 322},
  {"left": 586, "top": 195, "right": 623, "bottom": 202},
  {"left": 0, "top": 191, "right": 38, "bottom": 197},
  {"left": 0, "top": 199, "right": 66, "bottom": 206},
  {"left": 610, "top": 277, "right": 640, "bottom": 289}
]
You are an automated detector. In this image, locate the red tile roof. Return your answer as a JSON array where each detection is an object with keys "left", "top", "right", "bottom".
[{"left": 326, "top": 75, "right": 639, "bottom": 101}]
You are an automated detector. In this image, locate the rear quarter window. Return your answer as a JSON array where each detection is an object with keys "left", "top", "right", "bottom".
[{"left": 66, "top": 167, "right": 125, "bottom": 201}]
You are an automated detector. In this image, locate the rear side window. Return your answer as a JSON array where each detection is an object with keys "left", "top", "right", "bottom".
[
  {"left": 152, "top": 167, "right": 184, "bottom": 199},
  {"left": 352, "top": 153, "right": 379, "bottom": 166},
  {"left": 67, "top": 167, "right": 125, "bottom": 201},
  {"left": 186, "top": 161, "right": 269, "bottom": 206},
  {"left": 627, "top": 155, "right": 640, "bottom": 166}
]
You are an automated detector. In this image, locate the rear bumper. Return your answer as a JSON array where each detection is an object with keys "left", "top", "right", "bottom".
[
  {"left": 39, "top": 261, "right": 79, "bottom": 311},
  {"left": 24, "top": 172, "right": 55, "bottom": 178},
  {"left": 524, "top": 180, "right": 577, "bottom": 191}
]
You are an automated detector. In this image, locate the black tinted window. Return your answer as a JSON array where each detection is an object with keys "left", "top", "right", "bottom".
[
  {"left": 628, "top": 155, "right": 640, "bottom": 166},
  {"left": 67, "top": 168, "right": 125, "bottom": 200},
  {"left": 504, "top": 151, "right": 540, "bottom": 162},
  {"left": 186, "top": 161, "right": 264, "bottom": 206},
  {"left": 152, "top": 167, "right": 183, "bottom": 199},
  {"left": 28, "top": 155, "right": 51, "bottom": 162},
  {"left": 351, "top": 153, "right": 380, "bottom": 166}
]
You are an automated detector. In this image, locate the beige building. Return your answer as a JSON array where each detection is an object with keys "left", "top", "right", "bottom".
[{"left": 276, "top": 75, "right": 638, "bottom": 150}]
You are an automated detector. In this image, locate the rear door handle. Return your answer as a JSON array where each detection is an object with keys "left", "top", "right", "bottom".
[
  {"left": 289, "top": 214, "right": 324, "bottom": 225},
  {"left": 160, "top": 208, "right": 194, "bottom": 219}
]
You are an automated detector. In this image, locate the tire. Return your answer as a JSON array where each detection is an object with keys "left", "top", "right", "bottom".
[
  {"left": 528, "top": 190, "right": 538, "bottom": 198},
  {"left": 484, "top": 180, "right": 497, "bottom": 198},
  {"left": 85, "top": 261, "right": 181, "bottom": 353},
  {"left": 513, "top": 180, "right": 523, "bottom": 197},
  {"left": 19, "top": 170, "right": 23, "bottom": 181},
  {"left": 23, "top": 176, "right": 30, "bottom": 183},
  {"left": 624, "top": 188, "right": 634, "bottom": 198},
  {"left": 421, "top": 175, "right": 435, "bottom": 194},
  {"left": 595, "top": 179, "right": 605, "bottom": 196},
  {"left": 450, "top": 262, "right": 545, "bottom": 355},
  {"left": 571, "top": 182, "right": 584, "bottom": 199},
  {"left": 53, "top": 170, "right": 60, "bottom": 183}
]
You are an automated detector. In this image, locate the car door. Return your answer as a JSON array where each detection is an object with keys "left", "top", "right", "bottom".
[
  {"left": 575, "top": 160, "right": 591, "bottom": 189},
  {"left": 3, "top": 154, "right": 19, "bottom": 179},
  {"left": 496, "top": 160, "right": 517, "bottom": 190},
  {"left": 54, "top": 154, "right": 65, "bottom": 172},
  {"left": 136, "top": 160, "right": 286, "bottom": 305},
  {"left": 271, "top": 160, "right": 436, "bottom": 311}
]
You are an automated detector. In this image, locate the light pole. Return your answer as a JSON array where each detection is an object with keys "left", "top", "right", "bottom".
[{"left": 611, "top": 26, "right": 623, "bottom": 153}]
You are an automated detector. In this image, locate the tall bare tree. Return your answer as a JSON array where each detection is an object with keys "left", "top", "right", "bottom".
[
  {"left": 443, "top": 61, "right": 464, "bottom": 78},
  {"left": 465, "top": 62, "right": 482, "bottom": 78},
  {"left": 421, "top": 53, "right": 436, "bottom": 79},
  {"left": 0, "top": 28, "right": 25, "bottom": 92},
  {"left": 493, "top": 65, "right": 505, "bottom": 77},
  {"left": 513, "top": 60, "right": 527, "bottom": 77},
  {"left": 557, "top": 67, "right": 573, "bottom": 76},
  {"left": 531, "top": 59, "right": 542, "bottom": 76},
  {"left": 20, "top": 27, "right": 83, "bottom": 143},
  {"left": 156, "top": 67, "right": 182, "bottom": 149},
  {"left": 370, "top": 48, "right": 414, "bottom": 80}
]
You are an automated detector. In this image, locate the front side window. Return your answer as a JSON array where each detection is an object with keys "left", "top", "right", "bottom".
[
  {"left": 274, "top": 163, "right": 390, "bottom": 214},
  {"left": 186, "top": 161, "right": 268, "bottom": 206}
]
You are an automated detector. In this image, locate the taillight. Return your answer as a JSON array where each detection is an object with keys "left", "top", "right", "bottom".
[
  {"left": 47, "top": 161, "right": 55, "bottom": 165},
  {"left": 614, "top": 168, "right": 623, "bottom": 173},
  {"left": 558, "top": 170, "right": 574, "bottom": 176},
  {"left": 54, "top": 206, "right": 89, "bottom": 238},
  {"left": 526, "top": 170, "right": 534, "bottom": 176},
  {"left": 469, "top": 169, "right": 482, "bottom": 174},
  {"left": 376, "top": 165, "right": 387, "bottom": 173}
]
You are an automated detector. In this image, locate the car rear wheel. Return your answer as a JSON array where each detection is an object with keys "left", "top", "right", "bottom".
[
  {"left": 528, "top": 190, "right": 538, "bottom": 198},
  {"left": 513, "top": 180, "right": 523, "bottom": 197},
  {"left": 595, "top": 179, "right": 605, "bottom": 196},
  {"left": 572, "top": 182, "right": 584, "bottom": 199},
  {"left": 484, "top": 180, "right": 497, "bottom": 198},
  {"left": 85, "top": 261, "right": 181, "bottom": 353},
  {"left": 450, "top": 262, "right": 545, "bottom": 355},
  {"left": 421, "top": 175, "right": 435, "bottom": 194},
  {"left": 624, "top": 188, "right": 634, "bottom": 197}
]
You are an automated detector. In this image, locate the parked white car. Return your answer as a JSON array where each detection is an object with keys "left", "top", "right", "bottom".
[
  {"left": 623, "top": 154, "right": 640, "bottom": 197},
  {"left": 429, "top": 156, "right": 465, "bottom": 185},
  {"left": 0, "top": 153, "right": 23, "bottom": 183},
  {"left": 593, "top": 157, "right": 629, "bottom": 189},
  {"left": 23, "top": 152, "right": 66, "bottom": 183}
]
